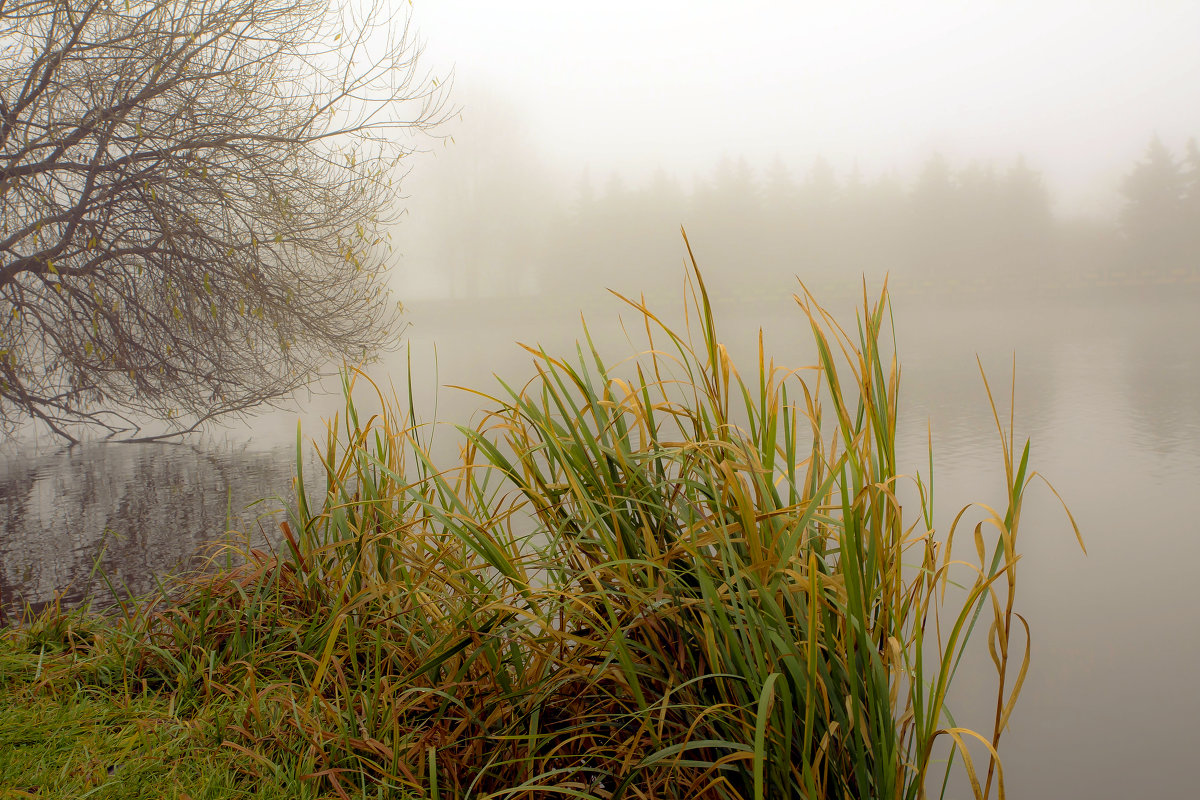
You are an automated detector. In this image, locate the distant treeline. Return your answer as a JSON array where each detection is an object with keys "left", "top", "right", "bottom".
[{"left": 406, "top": 136, "right": 1200, "bottom": 301}]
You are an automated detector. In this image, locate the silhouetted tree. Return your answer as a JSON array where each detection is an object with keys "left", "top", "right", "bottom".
[
  {"left": 681, "top": 157, "right": 762, "bottom": 291},
  {"left": 762, "top": 157, "right": 798, "bottom": 214},
  {"left": 758, "top": 157, "right": 799, "bottom": 273},
  {"left": 1119, "top": 136, "right": 1189, "bottom": 277},
  {"left": 1182, "top": 138, "right": 1200, "bottom": 260},
  {"left": 908, "top": 153, "right": 959, "bottom": 277},
  {"left": 404, "top": 93, "right": 552, "bottom": 300},
  {"left": 951, "top": 161, "right": 1001, "bottom": 271},
  {"left": 574, "top": 168, "right": 598, "bottom": 216},
  {"left": 0, "top": 0, "right": 444, "bottom": 441},
  {"left": 998, "top": 157, "right": 1053, "bottom": 279}
]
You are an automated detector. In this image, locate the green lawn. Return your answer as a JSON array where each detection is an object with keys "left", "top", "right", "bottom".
[{"left": 0, "top": 640, "right": 379, "bottom": 800}]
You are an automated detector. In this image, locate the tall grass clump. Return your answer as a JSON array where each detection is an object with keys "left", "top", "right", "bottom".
[{"left": 53, "top": 239, "right": 1079, "bottom": 799}]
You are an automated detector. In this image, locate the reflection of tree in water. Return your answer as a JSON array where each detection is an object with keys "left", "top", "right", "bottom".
[
  {"left": 0, "top": 443, "right": 300, "bottom": 618},
  {"left": 890, "top": 301, "right": 1060, "bottom": 470},
  {"left": 1120, "top": 299, "right": 1200, "bottom": 458},
  {"left": 5, "top": 298, "right": 1186, "bottom": 623},
  {"left": 891, "top": 296, "right": 1200, "bottom": 468}
]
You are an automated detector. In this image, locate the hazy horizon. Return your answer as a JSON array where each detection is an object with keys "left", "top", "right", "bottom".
[
  {"left": 404, "top": 1, "right": 1200, "bottom": 216},
  {"left": 387, "top": 3, "right": 1200, "bottom": 302}
]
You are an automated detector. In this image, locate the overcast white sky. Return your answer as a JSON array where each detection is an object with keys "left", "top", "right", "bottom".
[{"left": 405, "top": 1, "right": 1200, "bottom": 214}]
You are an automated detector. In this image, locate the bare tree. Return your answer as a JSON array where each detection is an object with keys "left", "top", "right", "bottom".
[{"left": 0, "top": 0, "right": 445, "bottom": 442}]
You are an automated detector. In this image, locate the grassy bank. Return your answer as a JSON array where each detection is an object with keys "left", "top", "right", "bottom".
[
  {"left": 0, "top": 615, "right": 322, "bottom": 798},
  {"left": 1, "top": 253, "right": 1079, "bottom": 799}
]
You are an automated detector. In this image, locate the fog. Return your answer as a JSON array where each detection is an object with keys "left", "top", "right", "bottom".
[
  {"left": 366, "top": 5, "right": 1200, "bottom": 797},
  {"left": 4, "top": 4, "right": 1199, "bottom": 797},
  {"left": 389, "top": 1, "right": 1200, "bottom": 305}
]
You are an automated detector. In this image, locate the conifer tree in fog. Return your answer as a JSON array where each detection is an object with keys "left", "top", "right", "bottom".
[
  {"left": 1182, "top": 139, "right": 1200, "bottom": 259},
  {"left": 0, "top": 0, "right": 444, "bottom": 441},
  {"left": 908, "top": 153, "right": 958, "bottom": 276},
  {"left": 1119, "top": 137, "right": 1190, "bottom": 277}
]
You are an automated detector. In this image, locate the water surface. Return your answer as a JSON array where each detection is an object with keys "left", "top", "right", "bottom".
[{"left": 1, "top": 286, "right": 1195, "bottom": 798}]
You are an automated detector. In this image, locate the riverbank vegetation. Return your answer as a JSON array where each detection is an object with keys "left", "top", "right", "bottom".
[
  {"left": 0, "top": 643, "right": 306, "bottom": 798},
  {"left": 0, "top": 258, "right": 1079, "bottom": 799}
]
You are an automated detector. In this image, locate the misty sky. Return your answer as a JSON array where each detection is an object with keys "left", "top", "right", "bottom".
[{"left": 407, "top": 1, "right": 1200, "bottom": 214}]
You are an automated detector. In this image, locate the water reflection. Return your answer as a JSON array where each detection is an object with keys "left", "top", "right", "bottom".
[
  {"left": 0, "top": 442, "right": 298, "bottom": 620},
  {"left": 1121, "top": 299, "right": 1200, "bottom": 459},
  {"left": 1, "top": 289, "right": 1198, "bottom": 798}
]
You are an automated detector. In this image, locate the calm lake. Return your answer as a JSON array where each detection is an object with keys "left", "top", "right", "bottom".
[{"left": 1, "top": 283, "right": 1196, "bottom": 798}]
